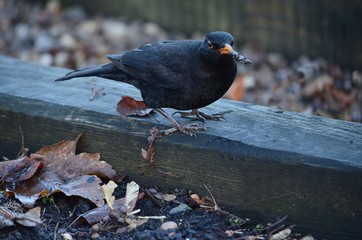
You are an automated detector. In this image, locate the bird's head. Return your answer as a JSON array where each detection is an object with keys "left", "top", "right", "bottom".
[{"left": 201, "top": 31, "right": 252, "bottom": 65}]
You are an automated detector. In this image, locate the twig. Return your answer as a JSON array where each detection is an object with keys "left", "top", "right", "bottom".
[
  {"left": 264, "top": 215, "right": 288, "bottom": 231},
  {"left": 203, "top": 184, "right": 220, "bottom": 211},
  {"left": 144, "top": 189, "right": 162, "bottom": 208},
  {"left": 202, "top": 184, "right": 246, "bottom": 225},
  {"left": 53, "top": 221, "right": 59, "bottom": 240},
  {"left": 17, "top": 125, "right": 29, "bottom": 158},
  {"left": 136, "top": 215, "right": 166, "bottom": 220},
  {"left": 126, "top": 209, "right": 141, "bottom": 217}
]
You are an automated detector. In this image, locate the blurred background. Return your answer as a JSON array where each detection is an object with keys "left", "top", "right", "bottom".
[{"left": 1, "top": 0, "right": 361, "bottom": 122}]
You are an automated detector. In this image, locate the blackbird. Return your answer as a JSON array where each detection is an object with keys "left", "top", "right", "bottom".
[{"left": 55, "top": 31, "right": 252, "bottom": 135}]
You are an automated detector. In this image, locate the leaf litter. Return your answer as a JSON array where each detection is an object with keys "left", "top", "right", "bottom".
[
  {"left": 0, "top": 134, "right": 120, "bottom": 209},
  {"left": 0, "top": 133, "right": 315, "bottom": 239}
]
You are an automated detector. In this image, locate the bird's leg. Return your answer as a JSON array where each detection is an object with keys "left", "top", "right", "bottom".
[
  {"left": 154, "top": 108, "right": 206, "bottom": 136},
  {"left": 173, "top": 109, "right": 233, "bottom": 121}
]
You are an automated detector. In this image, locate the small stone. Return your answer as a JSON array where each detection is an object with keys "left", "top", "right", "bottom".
[
  {"left": 91, "top": 233, "right": 100, "bottom": 240},
  {"left": 91, "top": 223, "right": 100, "bottom": 233},
  {"left": 160, "top": 221, "right": 178, "bottom": 231},
  {"left": 61, "top": 233, "right": 73, "bottom": 240}
]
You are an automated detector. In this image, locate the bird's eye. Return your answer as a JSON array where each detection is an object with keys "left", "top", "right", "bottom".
[
  {"left": 207, "top": 41, "right": 214, "bottom": 49},
  {"left": 230, "top": 40, "right": 234, "bottom": 46}
]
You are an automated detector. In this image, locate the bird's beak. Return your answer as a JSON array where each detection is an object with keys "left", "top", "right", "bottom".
[
  {"left": 219, "top": 43, "right": 233, "bottom": 55},
  {"left": 219, "top": 43, "right": 253, "bottom": 65}
]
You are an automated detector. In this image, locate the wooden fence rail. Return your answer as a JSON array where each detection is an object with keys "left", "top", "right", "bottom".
[{"left": 1, "top": 55, "right": 362, "bottom": 239}]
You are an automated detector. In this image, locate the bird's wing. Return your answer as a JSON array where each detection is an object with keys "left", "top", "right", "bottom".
[{"left": 107, "top": 41, "right": 196, "bottom": 90}]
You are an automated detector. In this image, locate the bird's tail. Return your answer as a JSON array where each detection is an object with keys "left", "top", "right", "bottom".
[{"left": 55, "top": 63, "right": 120, "bottom": 81}]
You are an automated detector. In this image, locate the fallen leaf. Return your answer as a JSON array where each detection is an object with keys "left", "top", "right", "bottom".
[
  {"left": 125, "top": 218, "right": 148, "bottom": 232},
  {"left": 116, "top": 96, "right": 152, "bottom": 116},
  {"left": 75, "top": 181, "right": 140, "bottom": 226},
  {"left": 102, "top": 180, "right": 118, "bottom": 210},
  {"left": 141, "top": 147, "right": 155, "bottom": 164},
  {"left": 0, "top": 206, "right": 42, "bottom": 229},
  {"left": 77, "top": 198, "right": 127, "bottom": 226},
  {"left": 15, "top": 206, "right": 42, "bottom": 227},
  {"left": 154, "top": 193, "right": 176, "bottom": 202},
  {"left": 125, "top": 181, "right": 139, "bottom": 211},
  {"left": 162, "top": 193, "right": 177, "bottom": 202},
  {"left": 0, "top": 155, "right": 44, "bottom": 186},
  {"left": 270, "top": 228, "right": 291, "bottom": 240},
  {"left": 141, "top": 127, "right": 161, "bottom": 164},
  {"left": 1, "top": 134, "right": 119, "bottom": 208},
  {"left": 191, "top": 194, "right": 215, "bottom": 207}
]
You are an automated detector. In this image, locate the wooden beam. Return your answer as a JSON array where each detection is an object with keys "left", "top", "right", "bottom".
[{"left": 0, "top": 55, "right": 361, "bottom": 239}]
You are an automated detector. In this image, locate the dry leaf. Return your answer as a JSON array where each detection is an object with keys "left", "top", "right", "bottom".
[
  {"left": 125, "top": 181, "right": 139, "bottom": 211},
  {"left": 141, "top": 127, "right": 160, "bottom": 164},
  {"left": 0, "top": 155, "right": 44, "bottom": 186},
  {"left": 76, "top": 181, "right": 140, "bottom": 226},
  {"left": 191, "top": 194, "right": 215, "bottom": 207},
  {"left": 1, "top": 134, "right": 118, "bottom": 208},
  {"left": 154, "top": 193, "right": 176, "bottom": 202},
  {"left": 125, "top": 218, "right": 148, "bottom": 232},
  {"left": 141, "top": 147, "right": 155, "bottom": 164},
  {"left": 0, "top": 206, "right": 42, "bottom": 229},
  {"left": 102, "top": 180, "right": 118, "bottom": 210},
  {"left": 270, "top": 228, "right": 291, "bottom": 240},
  {"left": 116, "top": 96, "right": 152, "bottom": 116},
  {"left": 15, "top": 206, "right": 42, "bottom": 227},
  {"left": 77, "top": 198, "right": 127, "bottom": 226}
]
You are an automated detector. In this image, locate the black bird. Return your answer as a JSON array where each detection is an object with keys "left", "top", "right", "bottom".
[{"left": 55, "top": 31, "right": 252, "bottom": 135}]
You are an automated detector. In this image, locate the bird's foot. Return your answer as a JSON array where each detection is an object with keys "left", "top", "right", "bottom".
[
  {"left": 161, "top": 124, "right": 206, "bottom": 137},
  {"left": 173, "top": 109, "right": 233, "bottom": 122},
  {"left": 155, "top": 108, "right": 206, "bottom": 136}
]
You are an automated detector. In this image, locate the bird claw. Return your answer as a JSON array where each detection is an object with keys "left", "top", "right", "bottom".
[
  {"left": 155, "top": 108, "right": 206, "bottom": 136},
  {"left": 172, "top": 110, "right": 205, "bottom": 122},
  {"left": 161, "top": 124, "right": 207, "bottom": 137},
  {"left": 173, "top": 109, "right": 233, "bottom": 122}
]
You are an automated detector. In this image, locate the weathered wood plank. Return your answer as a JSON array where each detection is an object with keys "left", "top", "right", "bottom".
[{"left": 0, "top": 55, "right": 361, "bottom": 239}]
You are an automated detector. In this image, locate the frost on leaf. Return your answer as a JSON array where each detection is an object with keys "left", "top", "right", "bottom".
[{"left": 0, "top": 134, "right": 119, "bottom": 208}]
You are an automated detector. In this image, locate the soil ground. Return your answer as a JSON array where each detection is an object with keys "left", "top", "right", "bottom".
[{"left": 0, "top": 179, "right": 302, "bottom": 240}]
